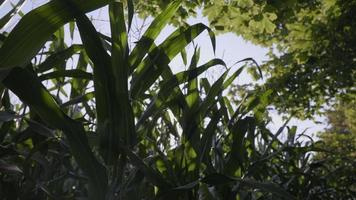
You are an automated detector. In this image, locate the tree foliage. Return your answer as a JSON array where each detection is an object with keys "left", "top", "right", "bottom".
[{"left": 312, "top": 96, "right": 356, "bottom": 198}]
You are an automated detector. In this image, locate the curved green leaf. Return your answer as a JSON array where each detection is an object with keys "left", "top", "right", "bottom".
[
  {"left": 202, "top": 173, "right": 295, "bottom": 199},
  {"left": 36, "top": 44, "right": 83, "bottom": 73},
  {"left": 0, "top": 0, "right": 25, "bottom": 29},
  {"left": 0, "top": 0, "right": 113, "bottom": 69},
  {"left": 2, "top": 67, "right": 107, "bottom": 199},
  {"left": 128, "top": 0, "right": 182, "bottom": 72},
  {"left": 131, "top": 23, "right": 215, "bottom": 98},
  {"left": 39, "top": 69, "right": 92, "bottom": 81},
  {"left": 136, "top": 59, "right": 225, "bottom": 129}
]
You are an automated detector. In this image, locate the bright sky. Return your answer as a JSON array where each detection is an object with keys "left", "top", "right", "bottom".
[{"left": 0, "top": 0, "right": 327, "bottom": 140}]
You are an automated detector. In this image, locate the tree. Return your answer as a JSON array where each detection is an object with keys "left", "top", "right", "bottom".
[
  {"left": 134, "top": 0, "right": 356, "bottom": 118},
  {"left": 312, "top": 96, "right": 356, "bottom": 199}
]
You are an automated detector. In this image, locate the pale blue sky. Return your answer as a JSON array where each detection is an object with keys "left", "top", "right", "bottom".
[{"left": 0, "top": 0, "right": 327, "bottom": 140}]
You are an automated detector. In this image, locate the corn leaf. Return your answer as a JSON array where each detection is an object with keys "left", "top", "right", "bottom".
[
  {"left": 0, "top": 0, "right": 113, "bottom": 69},
  {"left": 128, "top": 0, "right": 181, "bottom": 72},
  {"left": 2, "top": 67, "right": 107, "bottom": 199},
  {"left": 131, "top": 23, "right": 215, "bottom": 98},
  {"left": 38, "top": 69, "right": 92, "bottom": 81},
  {"left": 36, "top": 44, "right": 83, "bottom": 73},
  {"left": 0, "top": 0, "right": 25, "bottom": 29}
]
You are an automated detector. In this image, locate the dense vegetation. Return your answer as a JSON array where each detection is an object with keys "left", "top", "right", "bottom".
[
  {"left": 0, "top": 0, "right": 354, "bottom": 199},
  {"left": 135, "top": 0, "right": 356, "bottom": 118}
]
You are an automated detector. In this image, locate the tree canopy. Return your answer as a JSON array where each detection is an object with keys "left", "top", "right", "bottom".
[
  {"left": 313, "top": 96, "right": 356, "bottom": 198},
  {"left": 135, "top": 0, "right": 356, "bottom": 118}
]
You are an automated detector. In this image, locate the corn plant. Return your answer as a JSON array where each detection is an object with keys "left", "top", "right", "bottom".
[{"left": 0, "top": 0, "right": 339, "bottom": 200}]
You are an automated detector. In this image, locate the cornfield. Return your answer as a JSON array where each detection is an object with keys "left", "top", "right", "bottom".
[{"left": 0, "top": 0, "right": 352, "bottom": 199}]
